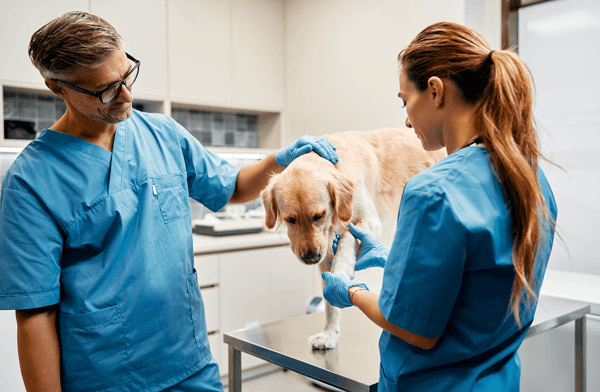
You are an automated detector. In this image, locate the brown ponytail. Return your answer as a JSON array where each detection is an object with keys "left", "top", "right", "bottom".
[{"left": 399, "top": 22, "right": 552, "bottom": 327}]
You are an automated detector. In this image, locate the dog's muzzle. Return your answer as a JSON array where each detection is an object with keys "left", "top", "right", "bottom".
[{"left": 301, "top": 251, "right": 322, "bottom": 265}]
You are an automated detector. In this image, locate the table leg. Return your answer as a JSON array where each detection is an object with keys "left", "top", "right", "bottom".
[
  {"left": 575, "top": 316, "right": 586, "bottom": 392},
  {"left": 228, "top": 345, "right": 242, "bottom": 392}
]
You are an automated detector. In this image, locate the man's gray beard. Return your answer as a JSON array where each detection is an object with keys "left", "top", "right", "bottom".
[{"left": 95, "top": 103, "right": 132, "bottom": 124}]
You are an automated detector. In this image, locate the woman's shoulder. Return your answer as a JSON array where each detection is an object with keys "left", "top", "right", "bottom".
[{"left": 405, "top": 146, "right": 492, "bottom": 196}]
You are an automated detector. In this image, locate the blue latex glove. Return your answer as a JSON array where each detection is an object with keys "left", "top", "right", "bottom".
[
  {"left": 322, "top": 271, "right": 368, "bottom": 308},
  {"left": 346, "top": 223, "right": 390, "bottom": 271},
  {"left": 275, "top": 135, "right": 338, "bottom": 168}
]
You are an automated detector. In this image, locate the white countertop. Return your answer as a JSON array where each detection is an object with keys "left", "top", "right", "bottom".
[
  {"left": 541, "top": 269, "right": 600, "bottom": 312},
  {"left": 193, "top": 229, "right": 291, "bottom": 255}
]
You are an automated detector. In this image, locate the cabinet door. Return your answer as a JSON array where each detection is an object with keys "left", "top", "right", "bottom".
[
  {"left": 195, "top": 254, "right": 219, "bottom": 287},
  {"left": 0, "top": 0, "right": 89, "bottom": 86},
  {"left": 202, "top": 286, "right": 219, "bottom": 333},
  {"left": 168, "top": 0, "right": 231, "bottom": 103},
  {"left": 231, "top": 0, "right": 285, "bottom": 108},
  {"left": 266, "top": 246, "right": 315, "bottom": 322},
  {"left": 90, "top": 0, "right": 168, "bottom": 97},
  {"left": 519, "top": 314, "right": 600, "bottom": 392},
  {"left": 219, "top": 246, "right": 314, "bottom": 373}
]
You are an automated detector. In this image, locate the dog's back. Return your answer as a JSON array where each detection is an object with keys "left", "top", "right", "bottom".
[{"left": 322, "top": 128, "right": 445, "bottom": 242}]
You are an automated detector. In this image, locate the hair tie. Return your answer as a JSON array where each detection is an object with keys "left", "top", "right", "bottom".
[{"left": 487, "top": 50, "right": 495, "bottom": 62}]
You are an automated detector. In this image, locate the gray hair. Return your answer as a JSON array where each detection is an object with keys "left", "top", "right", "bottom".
[{"left": 28, "top": 11, "right": 123, "bottom": 82}]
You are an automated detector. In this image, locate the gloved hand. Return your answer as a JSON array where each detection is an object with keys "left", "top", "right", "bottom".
[
  {"left": 322, "top": 271, "right": 368, "bottom": 308},
  {"left": 275, "top": 135, "right": 338, "bottom": 168},
  {"left": 346, "top": 223, "right": 389, "bottom": 271}
]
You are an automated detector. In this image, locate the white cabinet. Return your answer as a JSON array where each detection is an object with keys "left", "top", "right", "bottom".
[
  {"left": 519, "top": 315, "right": 600, "bottom": 392},
  {"left": 0, "top": 0, "right": 89, "bottom": 87},
  {"left": 205, "top": 245, "right": 313, "bottom": 375},
  {"left": 168, "top": 0, "right": 232, "bottom": 103},
  {"left": 90, "top": 0, "right": 168, "bottom": 97},
  {"left": 231, "top": 0, "right": 285, "bottom": 108},
  {"left": 167, "top": 0, "right": 285, "bottom": 109}
]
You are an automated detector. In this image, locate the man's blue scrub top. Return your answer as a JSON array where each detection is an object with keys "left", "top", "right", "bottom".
[
  {"left": 0, "top": 110, "right": 240, "bottom": 392},
  {"left": 377, "top": 145, "right": 557, "bottom": 392}
]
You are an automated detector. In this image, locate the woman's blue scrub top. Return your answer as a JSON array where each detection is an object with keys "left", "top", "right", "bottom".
[
  {"left": 0, "top": 110, "right": 239, "bottom": 392},
  {"left": 377, "top": 145, "right": 557, "bottom": 392}
]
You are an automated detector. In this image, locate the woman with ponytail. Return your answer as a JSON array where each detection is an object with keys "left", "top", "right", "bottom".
[{"left": 321, "top": 22, "right": 557, "bottom": 391}]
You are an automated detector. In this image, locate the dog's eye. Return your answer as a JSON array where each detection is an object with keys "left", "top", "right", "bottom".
[
  {"left": 313, "top": 213, "right": 324, "bottom": 222},
  {"left": 286, "top": 217, "right": 296, "bottom": 224}
]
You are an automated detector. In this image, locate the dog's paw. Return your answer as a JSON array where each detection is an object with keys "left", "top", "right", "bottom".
[{"left": 309, "top": 330, "right": 339, "bottom": 350}]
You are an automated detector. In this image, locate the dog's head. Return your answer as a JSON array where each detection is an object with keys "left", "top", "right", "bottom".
[{"left": 261, "top": 158, "right": 354, "bottom": 265}]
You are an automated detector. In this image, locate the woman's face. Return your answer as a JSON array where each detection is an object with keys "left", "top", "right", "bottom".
[{"left": 398, "top": 69, "right": 444, "bottom": 151}]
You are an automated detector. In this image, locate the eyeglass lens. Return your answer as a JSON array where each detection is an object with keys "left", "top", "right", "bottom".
[{"left": 101, "top": 62, "right": 140, "bottom": 104}]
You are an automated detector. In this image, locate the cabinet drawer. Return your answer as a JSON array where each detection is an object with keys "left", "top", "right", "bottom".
[
  {"left": 202, "top": 286, "right": 219, "bottom": 333},
  {"left": 195, "top": 254, "right": 219, "bottom": 287},
  {"left": 207, "top": 331, "right": 220, "bottom": 366}
]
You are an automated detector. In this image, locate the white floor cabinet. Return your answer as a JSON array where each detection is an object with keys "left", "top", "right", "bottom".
[{"left": 194, "top": 245, "right": 315, "bottom": 376}]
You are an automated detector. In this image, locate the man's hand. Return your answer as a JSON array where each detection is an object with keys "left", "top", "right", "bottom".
[{"left": 275, "top": 135, "right": 338, "bottom": 168}]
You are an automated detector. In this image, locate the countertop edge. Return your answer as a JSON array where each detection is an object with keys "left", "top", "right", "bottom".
[{"left": 193, "top": 230, "right": 291, "bottom": 255}]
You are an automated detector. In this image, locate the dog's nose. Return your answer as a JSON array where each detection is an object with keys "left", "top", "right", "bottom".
[{"left": 301, "top": 252, "right": 322, "bottom": 265}]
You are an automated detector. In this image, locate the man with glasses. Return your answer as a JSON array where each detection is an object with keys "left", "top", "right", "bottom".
[{"left": 0, "top": 11, "right": 337, "bottom": 392}]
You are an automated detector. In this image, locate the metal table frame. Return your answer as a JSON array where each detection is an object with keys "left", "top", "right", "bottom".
[{"left": 224, "top": 296, "right": 595, "bottom": 392}]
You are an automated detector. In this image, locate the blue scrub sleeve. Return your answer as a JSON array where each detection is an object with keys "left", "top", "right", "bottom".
[
  {"left": 171, "top": 119, "right": 240, "bottom": 212},
  {"left": 379, "top": 187, "right": 467, "bottom": 339},
  {"left": 0, "top": 188, "right": 62, "bottom": 310}
]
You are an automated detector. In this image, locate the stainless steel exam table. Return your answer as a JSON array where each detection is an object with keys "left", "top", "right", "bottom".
[{"left": 224, "top": 295, "right": 594, "bottom": 392}]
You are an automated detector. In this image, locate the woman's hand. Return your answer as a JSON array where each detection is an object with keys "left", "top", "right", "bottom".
[
  {"left": 321, "top": 272, "right": 368, "bottom": 308},
  {"left": 341, "top": 223, "right": 390, "bottom": 271}
]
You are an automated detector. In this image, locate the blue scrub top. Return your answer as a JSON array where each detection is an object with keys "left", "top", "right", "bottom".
[
  {"left": 0, "top": 110, "right": 240, "bottom": 392},
  {"left": 377, "top": 145, "right": 557, "bottom": 392}
]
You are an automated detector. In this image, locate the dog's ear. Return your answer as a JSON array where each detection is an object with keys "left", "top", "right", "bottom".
[
  {"left": 261, "top": 178, "right": 280, "bottom": 229},
  {"left": 329, "top": 173, "right": 354, "bottom": 223}
]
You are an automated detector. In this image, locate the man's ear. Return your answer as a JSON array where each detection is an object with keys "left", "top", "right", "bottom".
[
  {"left": 427, "top": 76, "right": 444, "bottom": 108},
  {"left": 45, "top": 79, "right": 67, "bottom": 100}
]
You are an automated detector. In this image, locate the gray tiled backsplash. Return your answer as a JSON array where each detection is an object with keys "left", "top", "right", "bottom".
[
  {"left": 4, "top": 88, "right": 259, "bottom": 150},
  {"left": 172, "top": 108, "right": 259, "bottom": 148},
  {"left": 3, "top": 88, "right": 67, "bottom": 138}
]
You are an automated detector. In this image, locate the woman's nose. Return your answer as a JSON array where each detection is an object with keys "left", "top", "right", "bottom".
[{"left": 405, "top": 117, "right": 412, "bottom": 128}]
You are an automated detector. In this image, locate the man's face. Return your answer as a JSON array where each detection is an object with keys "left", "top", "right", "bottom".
[{"left": 63, "top": 48, "right": 134, "bottom": 125}]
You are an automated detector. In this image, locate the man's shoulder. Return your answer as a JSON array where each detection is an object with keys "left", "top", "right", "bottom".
[{"left": 128, "top": 109, "right": 174, "bottom": 127}]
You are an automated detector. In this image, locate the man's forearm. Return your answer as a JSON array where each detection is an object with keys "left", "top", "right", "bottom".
[
  {"left": 230, "top": 153, "right": 283, "bottom": 203},
  {"left": 15, "top": 305, "right": 61, "bottom": 391}
]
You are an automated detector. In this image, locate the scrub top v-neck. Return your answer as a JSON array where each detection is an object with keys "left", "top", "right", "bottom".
[{"left": 0, "top": 110, "right": 240, "bottom": 392}]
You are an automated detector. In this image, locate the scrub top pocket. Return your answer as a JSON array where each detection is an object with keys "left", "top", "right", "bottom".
[
  {"left": 153, "top": 174, "right": 190, "bottom": 224},
  {"left": 59, "top": 305, "right": 132, "bottom": 392}
]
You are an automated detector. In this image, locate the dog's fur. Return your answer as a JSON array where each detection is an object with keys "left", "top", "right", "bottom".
[{"left": 261, "top": 128, "right": 446, "bottom": 349}]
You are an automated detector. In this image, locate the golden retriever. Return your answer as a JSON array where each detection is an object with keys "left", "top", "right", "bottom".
[{"left": 261, "top": 128, "right": 446, "bottom": 349}]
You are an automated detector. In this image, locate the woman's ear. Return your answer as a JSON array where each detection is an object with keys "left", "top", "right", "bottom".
[{"left": 427, "top": 76, "right": 444, "bottom": 108}]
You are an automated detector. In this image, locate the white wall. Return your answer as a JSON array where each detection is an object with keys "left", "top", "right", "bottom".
[
  {"left": 284, "top": 0, "right": 501, "bottom": 294},
  {"left": 283, "top": 0, "right": 501, "bottom": 143},
  {"left": 516, "top": 1, "right": 600, "bottom": 391},
  {"left": 518, "top": 0, "right": 600, "bottom": 277}
]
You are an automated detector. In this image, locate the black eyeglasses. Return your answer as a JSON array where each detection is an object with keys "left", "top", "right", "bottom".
[{"left": 52, "top": 53, "right": 140, "bottom": 104}]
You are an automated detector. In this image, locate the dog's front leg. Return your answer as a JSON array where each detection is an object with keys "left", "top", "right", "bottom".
[
  {"left": 309, "top": 259, "right": 341, "bottom": 350},
  {"left": 309, "top": 234, "right": 357, "bottom": 350}
]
